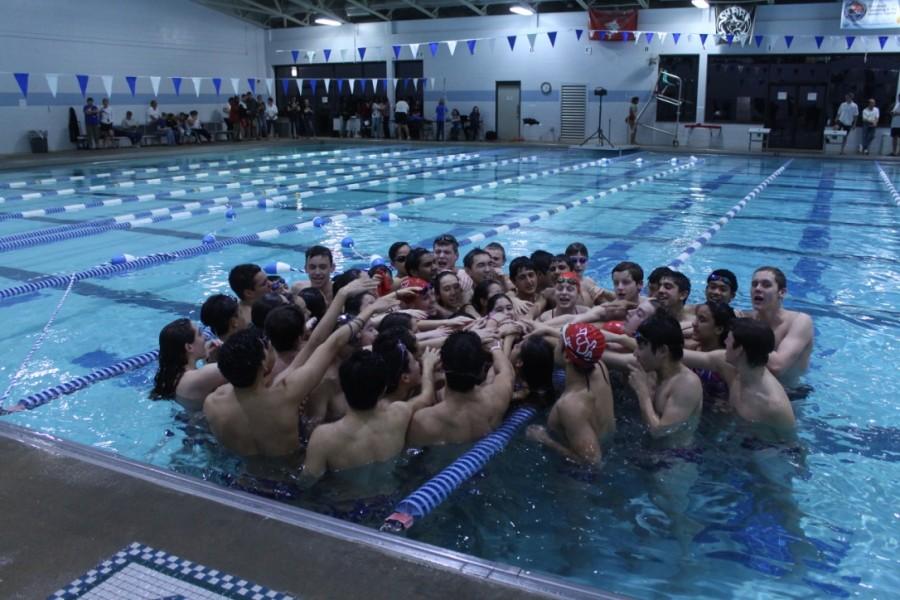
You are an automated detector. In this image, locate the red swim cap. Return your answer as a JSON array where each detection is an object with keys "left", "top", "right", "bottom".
[
  {"left": 601, "top": 320, "right": 626, "bottom": 335},
  {"left": 562, "top": 323, "right": 606, "bottom": 369},
  {"left": 399, "top": 277, "right": 429, "bottom": 290},
  {"left": 556, "top": 271, "right": 581, "bottom": 289}
]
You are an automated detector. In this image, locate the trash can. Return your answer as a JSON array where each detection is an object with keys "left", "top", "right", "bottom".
[{"left": 29, "top": 130, "right": 48, "bottom": 153}]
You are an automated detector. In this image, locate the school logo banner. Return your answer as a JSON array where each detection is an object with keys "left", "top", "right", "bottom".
[
  {"left": 840, "top": 0, "right": 900, "bottom": 29},
  {"left": 588, "top": 9, "right": 638, "bottom": 41},
  {"left": 715, "top": 5, "right": 755, "bottom": 45}
]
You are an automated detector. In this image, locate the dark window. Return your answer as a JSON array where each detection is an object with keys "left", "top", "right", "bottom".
[
  {"left": 272, "top": 62, "right": 388, "bottom": 114},
  {"left": 657, "top": 55, "right": 699, "bottom": 122},
  {"left": 393, "top": 60, "right": 424, "bottom": 111}
]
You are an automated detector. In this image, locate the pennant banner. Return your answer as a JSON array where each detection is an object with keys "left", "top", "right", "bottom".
[
  {"left": 248, "top": 78, "right": 256, "bottom": 94},
  {"left": 358, "top": 47, "right": 367, "bottom": 60},
  {"left": 125, "top": 76, "right": 137, "bottom": 97},
  {"left": 101, "top": 75, "right": 113, "bottom": 98},
  {"left": 672, "top": 32, "right": 681, "bottom": 45},
  {"left": 815, "top": 35, "right": 825, "bottom": 48},
  {"left": 192, "top": 77, "right": 202, "bottom": 97},
  {"left": 306, "top": 50, "right": 315, "bottom": 62},
  {"left": 878, "top": 35, "right": 888, "bottom": 49},
  {"left": 337, "top": 79, "right": 343, "bottom": 94},
  {"left": 324, "top": 78, "right": 331, "bottom": 93},
  {"left": 309, "top": 79, "right": 317, "bottom": 95},
  {"left": 645, "top": 32, "right": 654, "bottom": 44},
  {"left": 46, "top": 73, "right": 59, "bottom": 98},
  {"left": 699, "top": 33, "right": 708, "bottom": 48},
  {"left": 171, "top": 77, "right": 182, "bottom": 96},
  {"left": 575, "top": 29, "right": 584, "bottom": 41},
  {"left": 754, "top": 35, "right": 764, "bottom": 48},
  {"left": 547, "top": 31, "right": 557, "bottom": 47},
  {"left": 446, "top": 40, "right": 457, "bottom": 56},
  {"left": 429, "top": 42, "right": 439, "bottom": 57},
  {"left": 392, "top": 45, "right": 402, "bottom": 59},
  {"left": 784, "top": 35, "right": 794, "bottom": 48},
  {"left": 150, "top": 76, "right": 161, "bottom": 97},
  {"left": 409, "top": 43, "right": 420, "bottom": 57},
  {"left": 340, "top": 48, "right": 348, "bottom": 61},
  {"left": 13, "top": 72, "right": 28, "bottom": 98},
  {"left": 467, "top": 39, "right": 477, "bottom": 54},
  {"left": 846, "top": 35, "right": 855, "bottom": 49},
  {"left": 265, "top": 77, "right": 274, "bottom": 95},
  {"left": 76, "top": 74, "right": 90, "bottom": 97},
  {"left": 507, "top": 35, "right": 516, "bottom": 51},
  {"left": 281, "top": 78, "right": 290, "bottom": 96},
  {"left": 527, "top": 33, "right": 537, "bottom": 51},
  {"left": 291, "top": 50, "right": 300, "bottom": 63},
  {"left": 324, "top": 48, "right": 332, "bottom": 62},
  {"left": 212, "top": 77, "right": 222, "bottom": 96},
  {"left": 230, "top": 77, "right": 239, "bottom": 95}
]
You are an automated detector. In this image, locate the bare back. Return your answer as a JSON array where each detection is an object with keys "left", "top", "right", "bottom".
[{"left": 547, "top": 364, "right": 615, "bottom": 463}]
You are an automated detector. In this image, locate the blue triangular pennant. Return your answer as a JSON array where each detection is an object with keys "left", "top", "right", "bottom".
[
  {"left": 171, "top": 77, "right": 182, "bottom": 96},
  {"left": 815, "top": 36, "right": 824, "bottom": 49},
  {"left": 599, "top": 31, "right": 607, "bottom": 41},
  {"left": 645, "top": 32, "right": 654, "bottom": 44},
  {"left": 879, "top": 35, "right": 888, "bottom": 49},
  {"left": 13, "top": 73, "right": 28, "bottom": 98},
  {"left": 845, "top": 35, "right": 855, "bottom": 50},
  {"left": 392, "top": 45, "right": 402, "bottom": 59},
  {"left": 324, "top": 48, "right": 332, "bottom": 62},
  {"left": 754, "top": 35, "right": 764, "bottom": 48},
  {"left": 624, "top": 32, "right": 632, "bottom": 42},
  {"left": 309, "top": 79, "right": 317, "bottom": 94},
  {"left": 699, "top": 33, "right": 708, "bottom": 47},
  {"left": 575, "top": 29, "right": 584, "bottom": 41},
  {"left": 672, "top": 33, "right": 681, "bottom": 45},
  {"left": 467, "top": 39, "right": 477, "bottom": 54},
  {"left": 405, "top": 78, "right": 413, "bottom": 89},
  {"left": 281, "top": 78, "right": 290, "bottom": 95},
  {"left": 548, "top": 31, "right": 557, "bottom": 47},
  {"left": 726, "top": 34, "right": 734, "bottom": 45},
  {"left": 358, "top": 47, "right": 367, "bottom": 60},
  {"left": 212, "top": 77, "right": 222, "bottom": 95},
  {"left": 291, "top": 50, "right": 300, "bottom": 63},
  {"left": 248, "top": 78, "right": 256, "bottom": 94},
  {"left": 418, "top": 78, "right": 426, "bottom": 90},
  {"left": 507, "top": 35, "right": 516, "bottom": 51},
  {"left": 337, "top": 79, "right": 344, "bottom": 93},
  {"left": 429, "top": 42, "right": 439, "bottom": 56},
  {"left": 126, "top": 76, "right": 137, "bottom": 96},
  {"left": 784, "top": 35, "right": 794, "bottom": 48},
  {"left": 76, "top": 74, "right": 89, "bottom": 97}
]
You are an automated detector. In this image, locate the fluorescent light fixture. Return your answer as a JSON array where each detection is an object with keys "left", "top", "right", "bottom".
[
  {"left": 509, "top": 4, "right": 535, "bottom": 16},
  {"left": 691, "top": 0, "right": 709, "bottom": 7},
  {"left": 290, "top": 66, "right": 298, "bottom": 77},
  {"left": 314, "top": 17, "right": 342, "bottom": 26}
]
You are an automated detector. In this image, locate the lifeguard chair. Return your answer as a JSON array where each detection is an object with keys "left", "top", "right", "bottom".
[{"left": 635, "top": 70, "right": 684, "bottom": 147}]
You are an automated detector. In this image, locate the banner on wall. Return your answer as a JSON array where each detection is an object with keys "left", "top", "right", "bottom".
[
  {"left": 588, "top": 9, "right": 638, "bottom": 41},
  {"left": 715, "top": 5, "right": 756, "bottom": 45},
  {"left": 840, "top": 0, "right": 900, "bottom": 29}
]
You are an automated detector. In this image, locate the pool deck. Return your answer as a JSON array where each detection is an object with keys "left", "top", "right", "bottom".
[{"left": 0, "top": 422, "right": 621, "bottom": 600}]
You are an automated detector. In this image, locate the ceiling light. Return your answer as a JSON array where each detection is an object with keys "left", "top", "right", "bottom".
[
  {"left": 691, "top": 0, "right": 709, "bottom": 7},
  {"left": 509, "top": 5, "right": 535, "bottom": 16},
  {"left": 314, "top": 17, "right": 342, "bottom": 26},
  {"left": 290, "top": 66, "right": 298, "bottom": 77}
]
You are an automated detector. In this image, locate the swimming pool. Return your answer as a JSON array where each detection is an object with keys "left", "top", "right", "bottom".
[{"left": 1, "top": 143, "right": 898, "bottom": 598}]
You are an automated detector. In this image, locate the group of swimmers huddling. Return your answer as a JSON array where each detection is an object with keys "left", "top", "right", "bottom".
[{"left": 151, "top": 234, "right": 813, "bottom": 481}]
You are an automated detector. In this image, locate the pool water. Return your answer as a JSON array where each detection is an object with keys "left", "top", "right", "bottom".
[{"left": 1, "top": 144, "right": 898, "bottom": 599}]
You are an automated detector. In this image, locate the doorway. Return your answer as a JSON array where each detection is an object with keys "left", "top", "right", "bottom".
[
  {"left": 766, "top": 83, "right": 827, "bottom": 150},
  {"left": 495, "top": 81, "right": 521, "bottom": 141}
]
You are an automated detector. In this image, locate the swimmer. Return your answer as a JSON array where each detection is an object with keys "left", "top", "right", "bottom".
[
  {"left": 610, "top": 261, "right": 644, "bottom": 304},
  {"left": 512, "top": 335, "right": 557, "bottom": 406},
  {"left": 485, "top": 242, "right": 515, "bottom": 291},
  {"left": 681, "top": 318, "right": 796, "bottom": 441},
  {"left": 471, "top": 279, "right": 504, "bottom": 316},
  {"left": 200, "top": 294, "right": 248, "bottom": 343},
  {"left": 407, "top": 330, "right": 513, "bottom": 447},
  {"left": 463, "top": 247, "right": 495, "bottom": 291},
  {"left": 646, "top": 266, "right": 673, "bottom": 298},
  {"left": 509, "top": 256, "right": 544, "bottom": 317},
  {"left": 538, "top": 273, "right": 588, "bottom": 322},
  {"left": 301, "top": 346, "right": 440, "bottom": 481},
  {"left": 705, "top": 269, "right": 739, "bottom": 306},
  {"left": 688, "top": 301, "right": 736, "bottom": 408},
  {"left": 388, "top": 241, "right": 411, "bottom": 278},
  {"left": 749, "top": 266, "right": 813, "bottom": 385},
  {"left": 530, "top": 250, "right": 554, "bottom": 292},
  {"left": 526, "top": 323, "right": 614, "bottom": 466},
  {"left": 564, "top": 242, "right": 614, "bottom": 306},
  {"left": 291, "top": 245, "right": 336, "bottom": 305},
  {"left": 203, "top": 292, "right": 398, "bottom": 458},
  {"left": 548, "top": 254, "right": 571, "bottom": 280},
  {"left": 404, "top": 247, "right": 438, "bottom": 283},
  {"left": 433, "top": 270, "right": 478, "bottom": 319},
  {"left": 229, "top": 263, "right": 272, "bottom": 324},
  {"left": 655, "top": 270, "right": 695, "bottom": 333},
  {"left": 150, "top": 318, "right": 226, "bottom": 412},
  {"left": 433, "top": 234, "right": 474, "bottom": 292}
]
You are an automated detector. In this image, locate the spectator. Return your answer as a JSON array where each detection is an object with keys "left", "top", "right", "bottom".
[
  {"left": 98, "top": 98, "right": 115, "bottom": 148},
  {"left": 256, "top": 94, "right": 267, "bottom": 139},
  {"left": 228, "top": 96, "right": 242, "bottom": 141},
  {"left": 435, "top": 99, "right": 447, "bottom": 141},
  {"left": 467, "top": 106, "right": 481, "bottom": 141},
  {"left": 302, "top": 98, "right": 316, "bottom": 137},
  {"left": 265, "top": 97, "right": 278, "bottom": 138},
  {"left": 371, "top": 98, "right": 383, "bottom": 139},
  {"left": 408, "top": 101, "right": 422, "bottom": 140},
  {"left": 83, "top": 97, "right": 100, "bottom": 149},
  {"left": 627, "top": 96, "right": 639, "bottom": 144},
  {"left": 834, "top": 92, "right": 858, "bottom": 155},
  {"left": 186, "top": 110, "right": 212, "bottom": 143},
  {"left": 146, "top": 100, "right": 175, "bottom": 145},
  {"left": 243, "top": 93, "right": 258, "bottom": 139},
  {"left": 395, "top": 96, "right": 410, "bottom": 140},
  {"left": 115, "top": 110, "right": 142, "bottom": 147},
  {"left": 860, "top": 98, "right": 879, "bottom": 155},
  {"left": 450, "top": 108, "right": 461, "bottom": 141},
  {"left": 891, "top": 93, "right": 900, "bottom": 157},
  {"left": 287, "top": 97, "right": 302, "bottom": 138}
]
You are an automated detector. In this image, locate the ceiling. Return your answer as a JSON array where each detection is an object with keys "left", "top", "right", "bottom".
[{"left": 193, "top": 0, "right": 826, "bottom": 28}]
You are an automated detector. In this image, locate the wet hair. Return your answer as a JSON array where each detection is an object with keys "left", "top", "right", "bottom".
[
  {"left": 433, "top": 233, "right": 459, "bottom": 253},
  {"left": 339, "top": 350, "right": 387, "bottom": 411},
  {"left": 228, "top": 264, "right": 261, "bottom": 302},
  {"left": 298, "top": 287, "right": 326, "bottom": 321},
  {"left": 564, "top": 242, "right": 589, "bottom": 257},
  {"left": 463, "top": 247, "right": 490, "bottom": 269},
  {"left": 405, "top": 247, "right": 431, "bottom": 277},
  {"left": 378, "top": 312, "right": 414, "bottom": 333},
  {"left": 265, "top": 304, "right": 306, "bottom": 352},
  {"left": 251, "top": 293, "right": 286, "bottom": 329},
  {"left": 730, "top": 318, "right": 776, "bottom": 368},
  {"left": 661, "top": 271, "right": 692, "bottom": 297},
  {"left": 485, "top": 241, "right": 506, "bottom": 262},
  {"left": 518, "top": 336, "right": 555, "bottom": 405},
  {"left": 486, "top": 293, "right": 511, "bottom": 314},
  {"left": 636, "top": 312, "right": 684, "bottom": 361},
  {"left": 432, "top": 270, "right": 459, "bottom": 306},
  {"left": 708, "top": 268, "right": 738, "bottom": 294},
  {"left": 305, "top": 245, "right": 334, "bottom": 264},
  {"left": 217, "top": 328, "right": 267, "bottom": 388},
  {"left": 472, "top": 278, "right": 502, "bottom": 315},
  {"left": 530, "top": 250, "right": 553, "bottom": 275},
  {"left": 700, "top": 301, "right": 736, "bottom": 346},
  {"left": 332, "top": 269, "right": 363, "bottom": 298},
  {"left": 441, "top": 331, "right": 489, "bottom": 392},
  {"left": 753, "top": 266, "right": 787, "bottom": 291},
  {"left": 372, "top": 327, "right": 419, "bottom": 393},
  {"left": 200, "top": 294, "right": 239, "bottom": 338},
  {"left": 150, "top": 318, "right": 194, "bottom": 399},
  {"left": 509, "top": 256, "right": 535, "bottom": 280},
  {"left": 612, "top": 261, "right": 644, "bottom": 284},
  {"left": 345, "top": 291, "right": 375, "bottom": 316},
  {"left": 648, "top": 266, "right": 673, "bottom": 287},
  {"left": 388, "top": 241, "right": 410, "bottom": 261}
]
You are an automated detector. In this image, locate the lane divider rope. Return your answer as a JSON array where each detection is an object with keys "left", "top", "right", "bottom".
[{"left": 874, "top": 162, "right": 900, "bottom": 207}]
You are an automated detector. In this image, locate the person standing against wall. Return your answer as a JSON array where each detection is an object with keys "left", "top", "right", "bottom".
[
  {"left": 834, "top": 93, "right": 859, "bottom": 155},
  {"left": 371, "top": 98, "right": 383, "bottom": 139},
  {"left": 626, "top": 96, "right": 640, "bottom": 145},
  {"left": 435, "top": 99, "right": 447, "bottom": 141},
  {"left": 860, "top": 98, "right": 879, "bottom": 155},
  {"left": 891, "top": 93, "right": 900, "bottom": 156},
  {"left": 395, "top": 97, "right": 410, "bottom": 140},
  {"left": 83, "top": 97, "right": 100, "bottom": 149}
]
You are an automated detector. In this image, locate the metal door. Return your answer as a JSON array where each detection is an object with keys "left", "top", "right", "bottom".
[
  {"left": 495, "top": 81, "right": 521, "bottom": 140},
  {"left": 794, "top": 84, "right": 827, "bottom": 149},
  {"left": 766, "top": 84, "right": 796, "bottom": 149}
]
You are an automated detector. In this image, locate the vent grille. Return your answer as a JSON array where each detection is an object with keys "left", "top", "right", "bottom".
[{"left": 560, "top": 85, "right": 586, "bottom": 142}]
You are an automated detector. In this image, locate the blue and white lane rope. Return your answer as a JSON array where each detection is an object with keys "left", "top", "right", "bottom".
[
  {"left": 0, "top": 150, "right": 476, "bottom": 205},
  {"left": 0, "top": 151, "right": 485, "bottom": 217},
  {"left": 0, "top": 349, "right": 161, "bottom": 416},
  {"left": 381, "top": 406, "right": 537, "bottom": 533},
  {"left": 0, "top": 154, "right": 531, "bottom": 253},
  {"left": 667, "top": 160, "right": 792, "bottom": 269},
  {"left": 875, "top": 162, "right": 900, "bottom": 207},
  {"left": 1, "top": 154, "right": 630, "bottom": 300}
]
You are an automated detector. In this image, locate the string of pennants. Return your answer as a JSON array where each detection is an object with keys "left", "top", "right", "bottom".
[{"left": 1, "top": 72, "right": 439, "bottom": 99}]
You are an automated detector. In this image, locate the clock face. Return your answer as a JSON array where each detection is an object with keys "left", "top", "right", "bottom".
[
  {"left": 540, "top": 82, "right": 552, "bottom": 95},
  {"left": 716, "top": 6, "right": 753, "bottom": 39}
]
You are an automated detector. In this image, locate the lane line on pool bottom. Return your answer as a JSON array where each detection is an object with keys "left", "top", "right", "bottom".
[
  {"left": 874, "top": 162, "right": 900, "bottom": 207},
  {"left": 0, "top": 154, "right": 536, "bottom": 254}
]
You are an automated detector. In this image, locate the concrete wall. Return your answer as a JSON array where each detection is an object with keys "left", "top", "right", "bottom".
[{"left": 0, "top": 0, "right": 266, "bottom": 154}]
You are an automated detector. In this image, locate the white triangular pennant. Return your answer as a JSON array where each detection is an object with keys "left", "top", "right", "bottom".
[
  {"left": 371, "top": 78, "right": 378, "bottom": 91},
  {"left": 191, "top": 77, "right": 202, "bottom": 97},
  {"left": 296, "top": 78, "right": 303, "bottom": 91},
  {"left": 150, "top": 76, "right": 161, "bottom": 97},
  {"left": 230, "top": 78, "right": 240, "bottom": 95},
  {"left": 324, "top": 78, "right": 331, "bottom": 92},
  {"left": 265, "top": 77, "right": 274, "bottom": 95},
  {"left": 306, "top": 50, "right": 316, "bottom": 62},
  {"left": 101, "top": 75, "right": 113, "bottom": 97},
  {"left": 349, "top": 78, "right": 356, "bottom": 93},
  {"left": 526, "top": 33, "right": 537, "bottom": 51},
  {"left": 45, "top": 73, "right": 59, "bottom": 98},
  {"left": 446, "top": 40, "right": 458, "bottom": 56},
  {"left": 430, "top": 77, "right": 435, "bottom": 89},
  {"left": 409, "top": 43, "right": 420, "bottom": 57},
  {"left": 340, "top": 48, "right": 348, "bottom": 61},
  {"left": 634, "top": 31, "right": 641, "bottom": 45}
]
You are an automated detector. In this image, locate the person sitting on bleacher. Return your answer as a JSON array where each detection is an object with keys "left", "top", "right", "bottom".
[
  {"left": 146, "top": 100, "right": 176, "bottom": 145},
  {"left": 186, "top": 111, "right": 212, "bottom": 143},
  {"left": 115, "top": 111, "right": 142, "bottom": 147}
]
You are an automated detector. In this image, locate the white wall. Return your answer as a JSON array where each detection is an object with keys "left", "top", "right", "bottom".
[
  {"left": 266, "top": 3, "right": 900, "bottom": 151},
  {"left": 0, "top": 0, "right": 266, "bottom": 154}
]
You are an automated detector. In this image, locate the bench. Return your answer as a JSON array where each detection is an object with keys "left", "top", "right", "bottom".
[
  {"left": 208, "top": 121, "right": 233, "bottom": 142},
  {"left": 747, "top": 127, "right": 771, "bottom": 152},
  {"left": 823, "top": 129, "right": 848, "bottom": 152},
  {"left": 685, "top": 123, "right": 722, "bottom": 147}
]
